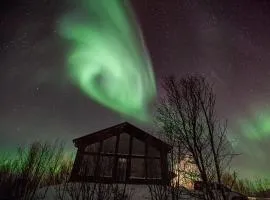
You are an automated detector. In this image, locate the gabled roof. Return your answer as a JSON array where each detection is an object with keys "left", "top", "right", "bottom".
[{"left": 73, "top": 122, "right": 172, "bottom": 152}]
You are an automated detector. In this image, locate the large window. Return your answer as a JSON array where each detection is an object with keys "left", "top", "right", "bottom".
[
  {"left": 116, "top": 158, "right": 127, "bottom": 181},
  {"left": 102, "top": 136, "right": 116, "bottom": 153},
  {"left": 132, "top": 138, "right": 145, "bottom": 155},
  {"left": 130, "top": 158, "right": 145, "bottom": 178},
  {"left": 78, "top": 134, "right": 163, "bottom": 181},
  {"left": 148, "top": 146, "right": 160, "bottom": 157},
  {"left": 79, "top": 154, "right": 98, "bottom": 176},
  {"left": 147, "top": 158, "right": 161, "bottom": 178},
  {"left": 85, "top": 143, "right": 100, "bottom": 153},
  {"left": 118, "top": 133, "right": 130, "bottom": 154},
  {"left": 100, "top": 156, "right": 114, "bottom": 177}
]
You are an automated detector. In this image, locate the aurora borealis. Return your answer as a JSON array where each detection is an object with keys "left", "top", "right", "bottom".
[
  {"left": 59, "top": 0, "right": 156, "bottom": 121},
  {"left": 239, "top": 108, "right": 270, "bottom": 140},
  {"left": 1, "top": 0, "right": 270, "bottom": 180}
]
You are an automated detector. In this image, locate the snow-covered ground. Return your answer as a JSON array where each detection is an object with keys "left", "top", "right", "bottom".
[
  {"left": 38, "top": 183, "right": 259, "bottom": 200},
  {"left": 37, "top": 183, "right": 197, "bottom": 200}
]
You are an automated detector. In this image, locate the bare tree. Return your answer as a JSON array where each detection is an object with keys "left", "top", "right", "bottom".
[
  {"left": 147, "top": 127, "right": 199, "bottom": 200},
  {"left": 156, "top": 75, "right": 235, "bottom": 200},
  {"left": 0, "top": 140, "right": 67, "bottom": 200}
]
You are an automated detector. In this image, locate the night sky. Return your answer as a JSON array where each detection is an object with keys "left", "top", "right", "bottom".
[{"left": 1, "top": 0, "right": 270, "bottom": 179}]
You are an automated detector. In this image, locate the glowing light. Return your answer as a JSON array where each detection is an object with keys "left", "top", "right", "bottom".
[{"left": 59, "top": 0, "right": 156, "bottom": 121}]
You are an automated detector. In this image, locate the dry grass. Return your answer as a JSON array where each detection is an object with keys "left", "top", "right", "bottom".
[
  {"left": 222, "top": 172, "right": 270, "bottom": 197},
  {"left": 0, "top": 141, "right": 73, "bottom": 200},
  {"left": 0, "top": 141, "right": 132, "bottom": 200}
]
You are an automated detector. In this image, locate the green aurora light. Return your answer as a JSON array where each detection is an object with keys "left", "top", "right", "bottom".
[
  {"left": 238, "top": 109, "right": 270, "bottom": 140},
  {"left": 59, "top": 0, "right": 156, "bottom": 121},
  {"left": 226, "top": 105, "right": 270, "bottom": 179}
]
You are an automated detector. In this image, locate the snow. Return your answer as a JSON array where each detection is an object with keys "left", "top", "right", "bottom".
[{"left": 37, "top": 183, "right": 197, "bottom": 200}]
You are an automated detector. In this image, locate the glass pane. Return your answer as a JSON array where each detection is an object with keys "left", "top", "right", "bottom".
[
  {"left": 148, "top": 146, "right": 160, "bottom": 157},
  {"left": 118, "top": 133, "right": 130, "bottom": 154},
  {"left": 100, "top": 156, "right": 114, "bottom": 177},
  {"left": 130, "top": 158, "right": 145, "bottom": 178},
  {"left": 102, "top": 136, "right": 116, "bottom": 153},
  {"left": 117, "top": 158, "right": 127, "bottom": 181},
  {"left": 132, "top": 138, "right": 145, "bottom": 155},
  {"left": 79, "top": 154, "right": 98, "bottom": 176},
  {"left": 85, "top": 143, "right": 100, "bottom": 153},
  {"left": 147, "top": 158, "right": 161, "bottom": 178}
]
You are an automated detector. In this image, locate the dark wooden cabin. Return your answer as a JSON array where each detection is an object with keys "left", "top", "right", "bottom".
[{"left": 70, "top": 122, "right": 172, "bottom": 185}]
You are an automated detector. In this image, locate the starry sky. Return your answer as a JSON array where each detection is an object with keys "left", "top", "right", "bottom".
[{"left": 1, "top": 0, "right": 270, "bottom": 179}]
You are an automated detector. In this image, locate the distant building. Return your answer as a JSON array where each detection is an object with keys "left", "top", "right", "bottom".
[
  {"left": 70, "top": 122, "right": 173, "bottom": 185},
  {"left": 172, "top": 155, "right": 198, "bottom": 189}
]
